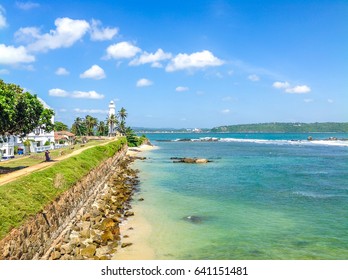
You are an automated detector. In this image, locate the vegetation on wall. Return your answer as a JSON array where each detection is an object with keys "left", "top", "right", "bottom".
[{"left": 0, "top": 138, "right": 126, "bottom": 239}]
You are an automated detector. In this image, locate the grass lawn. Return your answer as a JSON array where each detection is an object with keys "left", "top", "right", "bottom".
[
  {"left": 0, "top": 138, "right": 126, "bottom": 239},
  {"left": 0, "top": 140, "right": 109, "bottom": 176}
]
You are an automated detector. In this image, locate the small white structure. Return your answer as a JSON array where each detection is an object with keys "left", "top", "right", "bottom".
[
  {"left": 1, "top": 97, "right": 55, "bottom": 159},
  {"left": 108, "top": 100, "right": 117, "bottom": 137},
  {"left": 22, "top": 98, "right": 55, "bottom": 153},
  {"left": 0, "top": 136, "right": 16, "bottom": 159}
]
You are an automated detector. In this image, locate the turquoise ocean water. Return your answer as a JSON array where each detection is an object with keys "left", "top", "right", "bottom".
[{"left": 133, "top": 133, "right": 348, "bottom": 259}]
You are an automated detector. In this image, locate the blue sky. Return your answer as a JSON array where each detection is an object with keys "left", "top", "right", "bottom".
[{"left": 1, "top": 0, "right": 347, "bottom": 128}]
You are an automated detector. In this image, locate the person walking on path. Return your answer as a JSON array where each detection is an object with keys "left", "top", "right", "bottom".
[{"left": 45, "top": 150, "right": 51, "bottom": 162}]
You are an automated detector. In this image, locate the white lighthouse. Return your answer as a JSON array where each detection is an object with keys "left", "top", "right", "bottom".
[{"left": 108, "top": 100, "right": 116, "bottom": 137}]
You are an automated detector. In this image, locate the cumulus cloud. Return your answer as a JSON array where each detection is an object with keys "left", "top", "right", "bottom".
[
  {"left": 16, "top": 1, "right": 40, "bottom": 10},
  {"left": 80, "top": 64, "right": 106, "bottom": 80},
  {"left": 166, "top": 50, "right": 224, "bottom": 72},
  {"left": 136, "top": 78, "right": 153, "bottom": 87},
  {"left": 0, "top": 5, "right": 7, "bottom": 29},
  {"left": 130, "top": 48, "right": 172, "bottom": 67},
  {"left": 90, "top": 19, "right": 118, "bottom": 41},
  {"left": 72, "top": 90, "right": 104, "bottom": 99},
  {"left": 49, "top": 88, "right": 69, "bottom": 97},
  {"left": 175, "top": 86, "right": 189, "bottom": 92},
  {"left": 49, "top": 88, "right": 104, "bottom": 99},
  {"left": 272, "top": 81, "right": 290, "bottom": 89},
  {"left": 221, "top": 109, "right": 231, "bottom": 114},
  {"left": 0, "top": 44, "right": 35, "bottom": 65},
  {"left": 273, "top": 81, "right": 311, "bottom": 94},
  {"left": 105, "top": 41, "right": 141, "bottom": 60},
  {"left": 74, "top": 108, "right": 108, "bottom": 114},
  {"left": 285, "top": 85, "right": 311, "bottom": 94},
  {"left": 248, "top": 74, "right": 260, "bottom": 82},
  {"left": 55, "top": 67, "right": 69, "bottom": 75},
  {"left": 16, "top": 17, "right": 90, "bottom": 52}
]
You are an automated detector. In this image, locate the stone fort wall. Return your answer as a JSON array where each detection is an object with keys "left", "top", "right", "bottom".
[{"left": 0, "top": 145, "right": 127, "bottom": 260}]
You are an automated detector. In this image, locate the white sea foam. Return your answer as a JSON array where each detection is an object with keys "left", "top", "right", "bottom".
[
  {"left": 218, "top": 138, "right": 348, "bottom": 147},
  {"left": 293, "top": 191, "right": 346, "bottom": 199}
]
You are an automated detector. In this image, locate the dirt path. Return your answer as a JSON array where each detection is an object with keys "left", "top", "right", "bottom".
[{"left": 0, "top": 139, "right": 117, "bottom": 186}]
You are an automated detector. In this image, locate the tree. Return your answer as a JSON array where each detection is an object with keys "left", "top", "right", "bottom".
[
  {"left": 54, "top": 121, "right": 69, "bottom": 131},
  {"left": 0, "top": 79, "right": 54, "bottom": 137},
  {"left": 85, "top": 115, "right": 98, "bottom": 136},
  {"left": 117, "top": 107, "right": 127, "bottom": 135},
  {"left": 71, "top": 117, "right": 86, "bottom": 136},
  {"left": 107, "top": 114, "right": 118, "bottom": 136},
  {"left": 97, "top": 121, "right": 108, "bottom": 136}
]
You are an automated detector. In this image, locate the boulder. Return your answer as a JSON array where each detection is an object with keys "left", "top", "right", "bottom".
[
  {"left": 183, "top": 215, "right": 204, "bottom": 224},
  {"left": 172, "top": 157, "right": 211, "bottom": 164},
  {"left": 101, "top": 230, "right": 114, "bottom": 242},
  {"left": 121, "top": 242, "right": 133, "bottom": 248},
  {"left": 100, "top": 218, "right": 115, "bottom": 230},
  {"left": 51, "top": 251, "right": 61, "bottom": 260},
  {"left": 195, "top": 158, "right": 208, "bottom": 164},
  {"left": 80, "top": 245, "right": 96, "bottom": 258}
]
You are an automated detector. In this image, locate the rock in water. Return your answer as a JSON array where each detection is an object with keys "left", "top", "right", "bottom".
[
  {"left": 183, "top": 215, "right": 203, "bottom": 224},
  {"left": 195, "top": 158, "right": 208, "bottom": 163}
]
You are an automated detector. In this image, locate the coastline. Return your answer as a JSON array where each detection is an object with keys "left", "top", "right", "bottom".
[{"left": 113, "top": 144, "right": 157, "bottom": 260}]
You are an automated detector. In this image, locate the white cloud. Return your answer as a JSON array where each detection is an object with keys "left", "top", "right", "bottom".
[
  {"left": 59, "top": 108, "right": 67, "bottom": 112},
  {"left": 17, "top": 17, "right": 90, "bottom": 52},
  {"left": 273, "top": 81, "right": 290, "bottom": 89},
  {"left": 0, "top": 44, "right": 35, "bottom": 64},
  {"left": 0, "top": 5, "right": 7, "bottom": 29},
  {"left": 0, "top": 69, "right": 9, "bottom": 75},
  {"left": 285, "top": 85, "right": 311, "bottom": 94},
  {"left": 90, "top": 19, "right": 118, "bottom": 41},
  {"left": 221, "top": 109, "right": 231, "bottom": 114},
  {"left": 175, "top": 86, "right": 189, "bottom": 92},
  {"left": 304, "top": 99, "right": 314, "bottom": 103},
  {"left": 130, "top": 48, "right": 172, "bottom": 67},
  {"left": 105, "top": 41, "right": 141, "bottom": 59},
  {"left": 16, "top": 2, "right": 40, "bottom": 10},
  {"left": 273, "top": 81, "right": 311, "bottom": 94},
  {"left": 72, "top": 90, "right": 104, "bottom": 99},
  {"left": 80, "top": 64, "right": 106, "bottom": 80},
  {"left": 248, "top": 74, "right": 260, "bottom": 82},
  {"left": 49, "top": 88, "right": 69, "bottom": 97},
  {"left": 55, "top": 67, "right": 69, "bottom": 75},
  {"left": 14, "top": 27, "right": 41, "bottom": 43},
  {"left": 49, "top": 88, "right": 104, "bottom": 99},
  {"left": 328, "top": 99, "right": 334, "bottom": 103},
  {"left": 136, "top": 78, "right": 153, "bottom": 87},
  {"left": 74, "top": 108, "right": 108, "bottom": 114},
  {"left": 166, "top": 50, "right": 224, "bottom": 72}
]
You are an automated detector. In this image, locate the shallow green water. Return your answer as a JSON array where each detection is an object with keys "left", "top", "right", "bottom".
[{"left": 134, "top": 133, "right": 348, "bottom": 259}]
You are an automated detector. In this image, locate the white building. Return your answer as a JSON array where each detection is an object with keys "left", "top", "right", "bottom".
[
  {"left": 108, "top": 100, "right": 117, "bottom": 137},
  {"left": 0, "top": 98, "right": 55, "bottom": 159}
]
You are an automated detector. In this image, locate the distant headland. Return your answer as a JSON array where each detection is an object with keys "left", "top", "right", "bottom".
[{"left": 133, "top": 122, "right": 348, "bottom": 133}]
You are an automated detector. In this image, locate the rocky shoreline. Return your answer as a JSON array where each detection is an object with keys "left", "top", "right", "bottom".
[{"left": 45, "top": 156, "right": 140, "bottom": 260}]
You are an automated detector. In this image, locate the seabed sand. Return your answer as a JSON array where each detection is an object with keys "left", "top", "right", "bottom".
[{"left": 113, "top": 144, "right": 157, "bottom": 260}]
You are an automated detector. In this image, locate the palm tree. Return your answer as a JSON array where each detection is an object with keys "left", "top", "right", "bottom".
[
  {"left": 71, "top": 117, "right": 86, "bottom": 136},
  {"left": 117, "top": 107, "right": 127, "bottom": 135},
  {"left": 107, "top": 114, "right": 118, "bottom": 137},
  {"left": 97, "top": 121, "right": 106, "bottom": 136},
  {"left": 85, "top": 115, "right": 98, "bottom": 136}
]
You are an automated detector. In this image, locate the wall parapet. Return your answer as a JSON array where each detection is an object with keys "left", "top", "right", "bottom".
[{"left": 0, "top": 143, "right": 127, "bottom": 260}]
